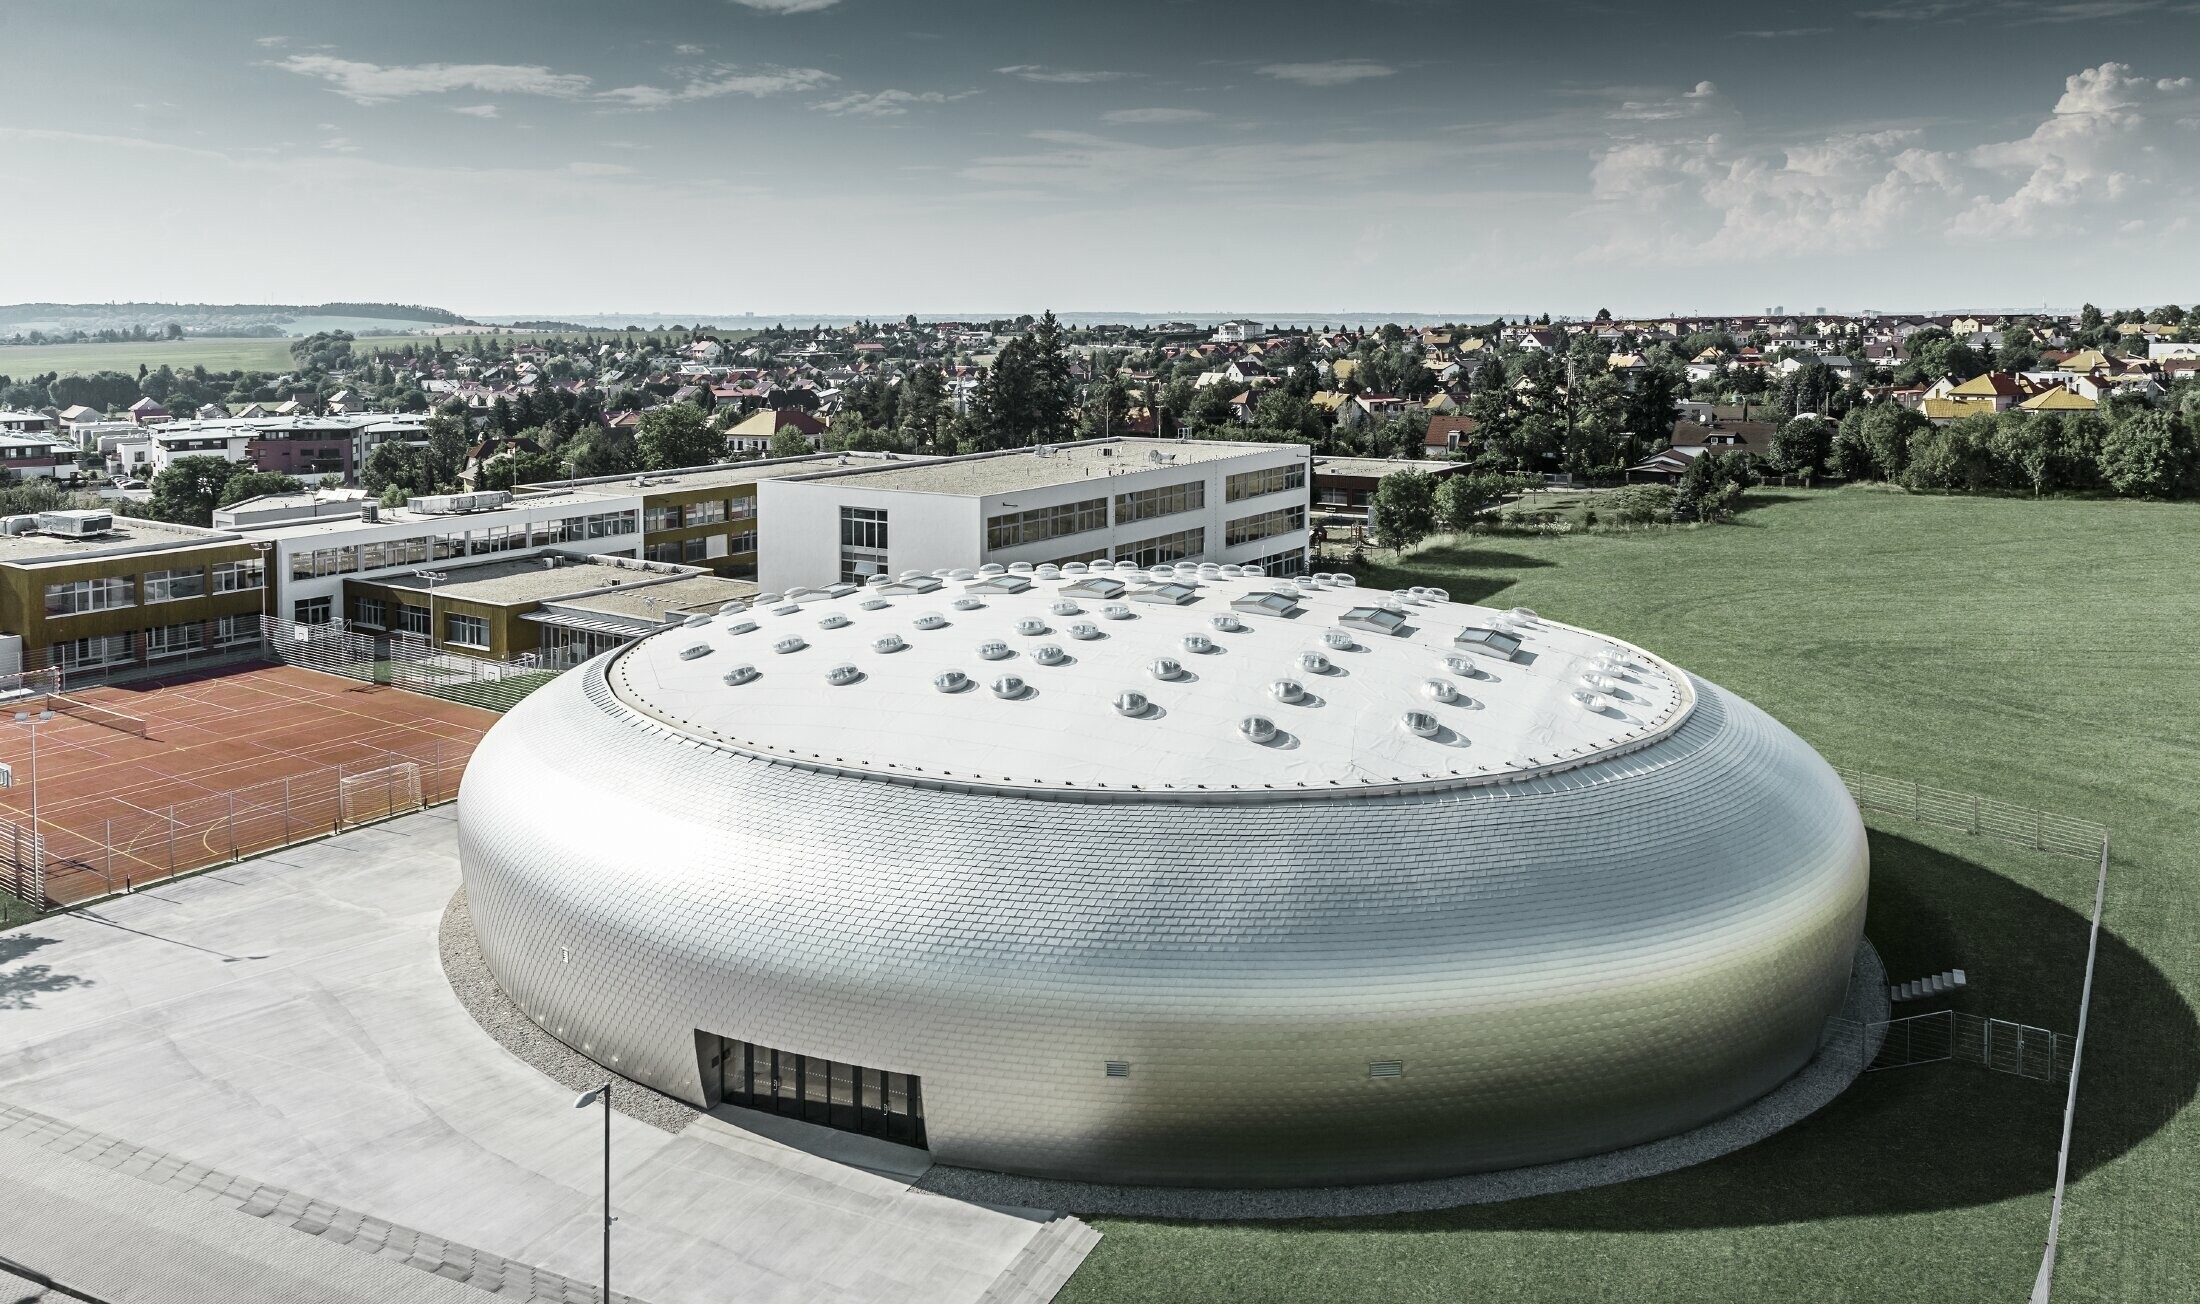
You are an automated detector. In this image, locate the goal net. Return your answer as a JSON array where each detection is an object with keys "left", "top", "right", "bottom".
[{"left": 338, "top": 762, "right": 425, "bottom": 827}]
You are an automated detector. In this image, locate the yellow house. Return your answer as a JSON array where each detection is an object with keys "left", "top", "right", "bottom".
[
  {"left": 2019, "top": 386, "right": 2098, "bottom": 413},
  {"left": 1330, "top": 359, "right": 1358, "bottom": 382},
  {"left": 2058, "top": 348, "right": 2113, "bottom": 372}
]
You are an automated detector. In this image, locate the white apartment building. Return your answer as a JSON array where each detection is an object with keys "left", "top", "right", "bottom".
[{"left": 757, "top": 437, "right": 1312, "bottom": 592}]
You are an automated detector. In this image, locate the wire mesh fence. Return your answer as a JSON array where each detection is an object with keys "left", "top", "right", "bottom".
[
  {"left": 17, "top": 733, "right": 476, "bottom": 911},
  {"left": 1834, "top": 765, "right": 2105, "bottom": 858},
  {"left": 389, "top": 634, "right": 562, "bottom": 713},
  {"left": 1861, "top": 1009, "right": 2074, "bottom": 1084}
]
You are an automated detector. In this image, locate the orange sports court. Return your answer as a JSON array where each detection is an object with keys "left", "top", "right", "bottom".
[{"left": 0, "top": 662, "right": 498, "bottom": 908}]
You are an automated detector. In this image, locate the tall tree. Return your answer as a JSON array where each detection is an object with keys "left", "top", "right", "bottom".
[{"left": 636, "top": 403, "right": 722, "bottom": 470}]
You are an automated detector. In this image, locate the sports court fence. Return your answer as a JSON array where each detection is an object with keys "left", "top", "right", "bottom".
[
  {"left": 0, "top": 734, "right": 476, "bottom": 913},
  {"left": 389, "top": 635, "right": 561, "bottom": 713},
  {"left": 260, "top": 616, "right": 379, "bottom": 684}
]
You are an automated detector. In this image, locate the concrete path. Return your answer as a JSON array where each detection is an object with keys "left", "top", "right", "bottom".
[{"left": 0, "top": 811, "right": 1082, "bottom": 1304}]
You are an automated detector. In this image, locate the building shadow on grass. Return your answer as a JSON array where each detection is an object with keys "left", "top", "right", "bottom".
[
  {"left": 0, "top": 933, "right": 93, "bottom": 1011},
  {"left": 1275, "top": 831, "right": 2195, "bottom": 1232},
  {"left": 1350, "top": 547, "right": 1555, "bottom": 607}
]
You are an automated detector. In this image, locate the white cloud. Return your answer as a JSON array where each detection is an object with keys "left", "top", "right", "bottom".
[
  {"left": 1611, "top": 80, "right": 1721, "bottom": 121},
  {"left": 728, "top": 0, "right": 842, "bottom": 10},
  {"left": 1101, "top": 107, "right": 1212, "bottom": 126},
  {"left": 451, "top": 104, "right": 500, "bottom": 119},
  {"left": 997, "top": 65, "right": 1129, "bottom": 84},
  {"left": 254, "top": 35, "right": 288, "bottom": 49},
  {"left": 272, "top": 55, "right": 593, "bottom": 104},
  {"left": 1582, "top": 61, "right": 2198, "bottom": 261},
  {"left": 597, "top": 64, "right": 837, "bottom": 109},
  {"left": 814, "top": 88, "right": 973, "bottom": 117},
  {"left": 1256, "top": 60, "right": 1396, "bottom": 87},
  {"left": 673, "top": 44, "right": 705, "bottom": 56}
]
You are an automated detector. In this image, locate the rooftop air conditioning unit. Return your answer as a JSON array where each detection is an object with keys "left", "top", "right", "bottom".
[
  {"left": 36, "top": 510, "right": 113, "bottom": 538},
  {"left": 1, "top": 515, "right": 38, "bottom": 536}
]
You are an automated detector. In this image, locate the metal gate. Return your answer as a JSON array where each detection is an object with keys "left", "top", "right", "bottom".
[
  {"left": 1868, "top": 1009, "right": 2071, "bottom": 1083},
  {"left": 260, "top": 616, "right": 382, "bottom": 685}
]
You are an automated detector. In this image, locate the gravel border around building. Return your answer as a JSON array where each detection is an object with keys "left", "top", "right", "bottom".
[
  {"left": 915, "top": 940, "right": 1891, "bottom": 1220},
  {"left": 439, "top": 890, "right": 698, "bottom": 1134},
  {"left": 444, "top": 889, "right": 1888, "bottom": 1216}
]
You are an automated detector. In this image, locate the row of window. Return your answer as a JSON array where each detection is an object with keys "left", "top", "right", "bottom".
[
  {"left": 1225, "top": 463, "right": 1307, "bottom": 503},
  {"left": 1225, "top": 504, "right": 1307, "bottom": 548},
  {"left": 645, "top": 538, "right": 713, "bottom": 565},
  {"left": 643, "top": 495, "right": 755, "bottom": 534},
  {"left": 48, "top": 615, "right": 260, "bottom": 671},
  {"left": 1115, "top": 479, "right": 1205, "bottom": 525},
  {"left": 44, "top": 561, "right": 261, "bottom": 617},
  {"left": 293, "top": 512, "right": 643, "bottom": 580},
  {"left": 985, "top": 497, "right": 1109, "bottom": 551},
  {"left": 840, "top": 506, "right": 890, "bottom": 583},
  {"left": 1242, "top": 544, "right": 1310, "bottom": 578},
  {"left": 1118, "top": 527, "right": 1206, "bottom": 569},
  {"left": 353, "top": 595, "right": 456, "bottom": 641}
]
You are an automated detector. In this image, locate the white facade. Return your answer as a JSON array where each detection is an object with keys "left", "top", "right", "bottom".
[{"left": 758, "top": 438, "right": 1312, "bottom": 592}]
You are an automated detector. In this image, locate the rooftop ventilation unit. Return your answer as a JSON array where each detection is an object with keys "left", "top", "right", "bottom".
[
  {"left": 34, "top": 510, "right": 114, "bottom": 538},
  {"left": 1068, "top": 622, "right": 1102, "bottom": 640},
  {"left": 1402, "top": 711, "right": 1441, "bottom": 738},
  {"left": 1508, "top": 606, "right": 1539, "bottom": 623},
  {"left": 773, "top": 636, "right": 807, "bottom": 654},
  {"left": 969, "top": 573, "right": 1034, "bottom": 593},
  {"left": 1050, "top": 599, "right": 1082, "bottom": 617},
  {"left": 978, "top": 640, "right": 1012, "bottom": 660},
  {"left": 913, "top": 613, "right": 948, "bottom": 630},
  {"left": 978, "top": 563, "right": 1007, "bottom": 577},
  {"left": 1240, "top": 563, "right": 1266, "bottom": 577},
  {"left": 1571, "top": 688, "right": 1605, "bottom": 712},
  {"left": 754, "top": 592, "right": 783, "bottom": 605},
  {"left": 1270, "top": 679, "right": 1306, "bottom": 704},
  {"left": 1101, "top": 604, "right": 1134, "bottom": 620},
  {"left": 1060, "top": 562, "right": 1089, "bottom": 576},
  {"left": 1034, "top": 564, "right": 1061, "bottom": 580},
  {"left": 771, "top": 603, "right": 801, "bottom": 616},
  {"left": 679, "top": 643, "right": 713, "bottom": 661},
  {"left": 953, "top": 596, "right": 985, "bottom": 611},
  {"left": 1015, "top": 618, "right": 1049, "bottom": 636},
  {"left": 1231, "top": 591, "right": 1301, "bottom": 619},
  {"left": 1, "top": 515, "right": 38, "bottom": 536},
  {"left": 817, "top": 613, "right": 851, "bottom": 630},
  {"left": 880, "top": 575, "right": 943, "bottom": 595},
  {"left": 718, "top": 600, "right": 750, "bottom": 615},
  {"left": 1182, "top": 633, "right": 1213, "bottom": 654},
  {"left": 865, "top": 574, "right": 894, "bottom": 587},
  {"left": 1240, "top": 715, "right": 1279, "bottom": 744},
  {"left": 1339, "top": 606, "right": 1409, "bottom": 637},
  {"left": 1149, "top": 657, "right": 1184, "bottom": 681},
  {"left": 1423, "top": 679, "right": 1460, "bottom": 704},
  {"left": 723, "top": 665, "right": 759, "bottom": 686},
  {"left": 683, "top": 614, "right": 711, "bottom": 628},
  {"left": 992, "top": 674, "right": 1028, "bottom": 699},
  {"left": 1114, "top": 690, "right": 1150, "bottom": 717},
  {"left": 1299, "top": 650, "right": 1332, "bottom": 674},
  {"left": 1064, "top": 576, "right": 1127, "bottom": 600},
  {"left": 1453, "top": 627, "right": 1523, "bottom": 661},
  {"left": 726, "top": 620, "right": 759, "bottom": 635},
  {"left": 1322, "top": 629, "right": 1357, "bottom": 651},
  {"left": 1580, "top": 672, "right": 1618, "bottom": 694},
  {"left": 1132, "top": 582, "right": 1197, "bottom": 606},
  {"left": 1210, "top": 613, "right": 1243, "bottom": 633},
  {"left": 1423, "top": 586, "right": 1451, "bottom": 602},
  {"left": 825, "top": 664, "right": 862, "bottom": 686},
  {"left": 934, "top": 670, "right": 970, "bottom": 693},
  {"left": 860, "top": 598, "right": 891, "bottom": 611},
  {"left": 1442, "top": 654, "right": 1484, "bottom": 678},
  {"left": 872, "top": 634, "right": 906, "bottom": 653},
  {"left": 948, "top": 568, "right": 977, "bottom": 581},
  {"left": 1032, "top": 644, "right": 1068, "bottom": 666},
  {"left": 1007, "top": 562, "right": 1035, "bottom": 576}
]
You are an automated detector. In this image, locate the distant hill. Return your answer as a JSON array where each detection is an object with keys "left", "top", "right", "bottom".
[{"left": 0, "top": 302, "right": 477, "bottom": 339}]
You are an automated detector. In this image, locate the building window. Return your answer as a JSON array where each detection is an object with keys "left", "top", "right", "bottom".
[
  {"left": 361, "top": 537, "right": 431, "bottom": 571},
  {"left": 293, "top": 596, "right": 332, "bottom": 624},
  {"left": 728, "top": 494, "right": 756, "bottom": 519},
  {"left": 355, "top": 597, "right": 387, "bottom": 629},
  {"left": 212, "top": 613, "right": 260, "bottom": 647},
  {"left": 212, "top": 560, "right": 263, "bottom": 593},
  {"left": 292, "top": 546, "right": 359, "bottom": 579},
  {"left": 645, "top": 542, "right": 682, "bottom": 564},
  {"left": 727, "top": 530, "right": 758, "bottom": 555},
  {"left": 985, "top": 498, "right": 1107, "bottom": 551},
  {"left": 707, "top": 1034, "right": 926, "bottom": 1148},
  {"left": 1225, "top": 462, "right": 1307, "bottom": 502},
  {"left": 394, "top": 603, "right": 430, "bottom": 636},
  {"left": 52, "top": 632, "right": 134, "bottom": 671},
  {"left": 1225, "top": 504, "right": 1307, "bottom": 548},
  {"left": 444, "top": 612, "right": 490, "bottom": 648},
  {"left": 143, "top": 567, "right": 207, "bottom": 604},
  {"left": 1118, "top": 527, "right": 1205, "bottom": 568},
  {"left": 683, "top": 537, "right": 710, "bottom": 563},
  {"left": 44, "top": 576, "right": 135, "bottom": 616},
  {"left": 684, "top": 499, "right": 726, "bottom": 527},
  {"left": 645, "top": 504, "right": 683, "bottom": 532},
  {"left": 1044, "top": 546, "right": 1111, "bottom": 567},
  {"left": 1114, "top": 479, "right": 1204, "bottom": 525},
  {"left": 839, "top": 506, "right": 889, "bottom": 583},
  {"left": 146, "top": 622, "right": 206, "bottom": 660},
  {"left": 1243, "top": 544, "right": 1308, "bottom": 578}
]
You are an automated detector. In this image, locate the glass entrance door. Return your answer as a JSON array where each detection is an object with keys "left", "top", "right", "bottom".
[{"left": 706, "top": 1034, "right": 926, "bottom": 1149}]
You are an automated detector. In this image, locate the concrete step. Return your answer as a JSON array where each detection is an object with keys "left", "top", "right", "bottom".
[
  {"left": 974, "top": 1215, "right": 1102, "bottom": 1304},
  {"left": 1890, "top": 968, "right": 1968, "bottom": 1003}
]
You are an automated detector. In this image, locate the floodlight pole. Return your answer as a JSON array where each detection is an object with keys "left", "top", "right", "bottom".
[
  {"left": 575, "top": 1082, "right": 613, "bottom": 1303},
  {"left": 12, "top": 710, "right": 53, "bottom": 849}
]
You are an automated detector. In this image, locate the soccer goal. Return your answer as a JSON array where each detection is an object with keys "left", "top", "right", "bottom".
[{"left": 338, "top": 762, "right": 425, "bottom": 827}]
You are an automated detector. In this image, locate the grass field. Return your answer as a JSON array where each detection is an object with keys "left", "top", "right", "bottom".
[
  {"left": 0, "top": 326, "right": 731, "bottom": 380},
  {"left": 1063, "top": 488, "right": 2199, "bottom": 1304}
]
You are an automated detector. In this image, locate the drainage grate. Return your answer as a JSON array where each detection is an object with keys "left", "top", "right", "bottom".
[{"left": 1368, "top": 1060, "right": 1404, "bottom": 1079}]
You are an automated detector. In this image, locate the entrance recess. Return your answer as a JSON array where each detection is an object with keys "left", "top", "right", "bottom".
[{"left": 702, "top": 1034, "right": 927, "bottom": 1148}]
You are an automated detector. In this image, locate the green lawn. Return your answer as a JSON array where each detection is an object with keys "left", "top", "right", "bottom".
[
  {"left": 1064, "top": 488, "right": 2200, "bottom": 1304},
  {"left": 0, "top": 336, "right": 307, "bottom": 377}
]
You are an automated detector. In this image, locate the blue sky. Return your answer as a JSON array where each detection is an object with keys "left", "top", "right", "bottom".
[{"left": 1, "top": 0, "right": 2195, "bottom": 315}]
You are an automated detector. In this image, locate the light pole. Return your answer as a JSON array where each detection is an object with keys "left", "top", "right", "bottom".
[
  {"left": 11, "top": 709, "right": 54, "bottom": 857},
  {"left": 415, "top": 569, "right": 448, "bottom": 648},
  {"left": 574, "top": 1082, "right": 613, "bottom": 1304}
]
